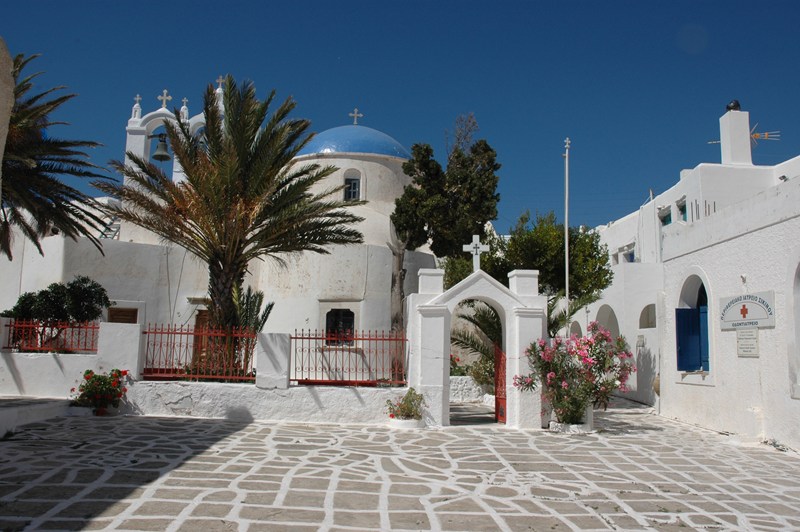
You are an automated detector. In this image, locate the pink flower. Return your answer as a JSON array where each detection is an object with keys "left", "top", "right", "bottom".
[{"left": 561, "top": 381, "right": 568, "bottom": 389}]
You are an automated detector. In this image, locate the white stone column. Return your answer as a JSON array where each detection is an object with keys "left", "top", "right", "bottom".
[
  {"left": 506, "top": 306, "right": 547, "bottom": 429},
  {"left": 417, "top": 304, "right": 450, "bottom": 427},
  {"left": 256, "top": 333, "right": 291, "bottom": 389}
]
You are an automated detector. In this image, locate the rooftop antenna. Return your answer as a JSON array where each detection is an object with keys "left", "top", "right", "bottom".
[{"left": 749, "top": 123, "right": 781, "bottom": 146}]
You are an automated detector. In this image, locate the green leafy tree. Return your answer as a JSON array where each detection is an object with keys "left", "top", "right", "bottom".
[
  {"left": 445, "top": 211, "right": 613, "bottom": 337},
  {"left": 389, "top": 115, "right": 501, "bottom": 331},
  {"left": 95, "top": 76, "right": 364, "bottom": 329},
  {"left": 2, "top": 275, "right": 111, "bottom": 323},
  {"left": 1, "top": 54, "right": 109, "bottom": 260},
  {"left": 2, "top": 276, "right": 111, "bottom": 350}
]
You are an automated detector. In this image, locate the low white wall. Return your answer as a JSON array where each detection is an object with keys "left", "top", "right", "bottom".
[
  {"left": 449, "top": 376, "right": 486, "bottom": 403},
  {"left": 123, "top": 381, "right": 405, "bottom": 424},
  {"left": 0, "top": 319, "right": 141, "bottom": 398},
  {"left": 0, "top": 321, "right": 416, "bottom": 426}
]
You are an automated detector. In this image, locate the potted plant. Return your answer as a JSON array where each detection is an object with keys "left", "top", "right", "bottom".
[
  {"left": 71, "top": 368, "right": 130, "bottom": 415},
  {"left": 514, "top": 322, "right": 635, "bottom": 433},
  {"left": 385, "top": 387, "right": 426, "bottom": 428}
]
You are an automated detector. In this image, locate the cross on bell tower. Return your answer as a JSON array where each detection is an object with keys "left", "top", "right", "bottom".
[
  {"left": 463, "top": 234, "right": 490, "bottom": 272},
  {"left": 157, "top": 89, "right": 172, "bottom": 109}
]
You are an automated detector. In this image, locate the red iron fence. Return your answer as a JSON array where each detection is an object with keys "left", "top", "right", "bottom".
[
  {"left": 290, "top": 329, "right": 407, "bottom": 386},
  {"left": 142, "top": 324, "right": 257, "bottom": 382},
  {"left": 3, "top": 319, "right": 99, "bottom": 353}
]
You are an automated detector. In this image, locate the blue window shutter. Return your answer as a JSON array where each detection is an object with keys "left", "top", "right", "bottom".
[
  {"left": 676, "top": 308, "right": 702, "bottom": 371},
  {"left": 699, "top": 306, "right": 709, "bottom": 371}
]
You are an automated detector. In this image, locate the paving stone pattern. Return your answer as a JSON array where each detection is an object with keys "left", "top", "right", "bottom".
[{"left": 0, "top": 399, "right": 799, "bottom": 531}]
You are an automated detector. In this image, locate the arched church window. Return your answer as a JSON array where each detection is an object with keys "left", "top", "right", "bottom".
[
  {"left": 325, "top": 309, "right": 354, "bottom": 345},
  {"left": 675, "top": 279, "right": 709, "bottom": 372},
  {"left": 343, "top": 169, "right": 361, "bottom": 201}
]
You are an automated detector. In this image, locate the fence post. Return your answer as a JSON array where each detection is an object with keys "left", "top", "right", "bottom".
[
  {"left": 255, "top": 333, "right": 290, "bottom": 389},
  {"left": 98, "top": 322, "right": 143, "bottom": 378},
  {"left": 0, "top": 318, "right": 9, "bottom": 351}
]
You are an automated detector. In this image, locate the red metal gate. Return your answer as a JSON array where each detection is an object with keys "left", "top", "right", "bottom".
[{"left": 494, "top": 344, "right": 506, "bottom": 423}]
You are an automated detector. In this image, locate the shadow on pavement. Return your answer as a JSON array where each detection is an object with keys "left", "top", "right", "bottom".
[
  {"left": 0, "top": 414, "right": 252, "bottom": 530},
  {"left": 449, "top": 402, "right": 497, "bottom": 426}
]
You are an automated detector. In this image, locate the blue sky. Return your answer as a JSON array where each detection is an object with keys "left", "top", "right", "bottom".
[{"left": 3, "top": 1, "right": 800, "bottom": 231}]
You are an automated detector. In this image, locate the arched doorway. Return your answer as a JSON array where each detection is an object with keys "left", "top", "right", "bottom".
[
  {"left": 595, "top": 304, "right": 620, "bottom": 339},
  {"left": 449, "top": 299, "right": 505, "bottom": 425},
  {"left": 408, "top": 269, "right": 547, "bottom": 428}
]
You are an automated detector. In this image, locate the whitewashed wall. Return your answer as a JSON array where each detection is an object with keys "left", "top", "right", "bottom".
[{"left": 0, "top": 322, "right": 416, "bottom": 425}]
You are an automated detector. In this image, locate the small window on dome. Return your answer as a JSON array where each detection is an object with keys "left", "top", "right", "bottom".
[{"left": 343, "top": 169, "right": 361, "bottom": 201}]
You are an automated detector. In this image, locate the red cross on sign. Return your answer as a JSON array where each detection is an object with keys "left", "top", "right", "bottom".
[{"left": 740, "top": 304, "right": 749, "bottom": 319}]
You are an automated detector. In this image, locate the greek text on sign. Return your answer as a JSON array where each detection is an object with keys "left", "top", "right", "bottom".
[{"left": 719, "top": 290, "right": 775, "bottom": 330}]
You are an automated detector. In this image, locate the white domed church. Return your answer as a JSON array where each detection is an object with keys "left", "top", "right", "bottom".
[{"left": 0, "top": 89, "right": 435, "bottom": 335}]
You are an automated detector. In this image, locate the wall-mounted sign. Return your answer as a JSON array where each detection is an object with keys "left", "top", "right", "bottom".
[
  {"left": 736, "top": 328, "right": 759, "bottom": 357},
  {"left": 719, "top": 290, "right": 775, "bottom": 330}
]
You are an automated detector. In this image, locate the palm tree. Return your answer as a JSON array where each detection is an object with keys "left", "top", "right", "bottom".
[
  {"left": 1, "top": 54, "right": 109, "bottom": 260},
  {"left": 450, "top": 301, "right": 501, "bottom": 388},
  {"left": 95, "top": 76, "right": 364, "bottom": 328}
]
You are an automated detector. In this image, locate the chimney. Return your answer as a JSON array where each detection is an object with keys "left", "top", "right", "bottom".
[{"left": 719, "top": 100, "right": 752, "bottom": 165}]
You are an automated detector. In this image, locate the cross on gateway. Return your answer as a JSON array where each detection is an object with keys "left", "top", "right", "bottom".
[
  {"left": 740, "top": 305, "right": 749, "bottom": 319},
  {"left": 463, "top": 234, "right": 489, "bottom": 272},
  {"left": 157, "top": 89, "right": 172, "bottom": 109},
  {"left": 349, "top": 107, "right": 363, "bottom": 125}
]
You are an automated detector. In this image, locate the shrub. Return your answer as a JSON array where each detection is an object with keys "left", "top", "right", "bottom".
[
  {"left": 514, "top": 322, "right": 636, "bottom": 424},
  {"left": 386, "top": 387, "right": 426, "bottom": 420},
  {"left": 72, "top": 368, "right": 129, "bottom": 412}
]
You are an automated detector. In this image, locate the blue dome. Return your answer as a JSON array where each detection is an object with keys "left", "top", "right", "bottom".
[{"left": 297, "top": 125, "right": 410, "bottom": 159}]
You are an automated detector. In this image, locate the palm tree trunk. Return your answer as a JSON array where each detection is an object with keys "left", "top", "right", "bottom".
[
  {"left": 389, "top": 242, "right": 407, "bottom": 383},
  {"left": 390, "top": 242, "right": 406, "bottom": 333}
]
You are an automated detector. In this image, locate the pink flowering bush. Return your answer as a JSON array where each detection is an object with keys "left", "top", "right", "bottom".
[{"left": 514, "top": 322, "right": 636, "bottom": 424}]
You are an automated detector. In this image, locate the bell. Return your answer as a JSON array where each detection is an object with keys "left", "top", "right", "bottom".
[{"left": 151, "top": 134, "right": 171, "bottom": 162}]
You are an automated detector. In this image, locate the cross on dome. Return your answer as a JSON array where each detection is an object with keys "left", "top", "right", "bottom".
[
  {"left": 182, "top": 97, "right": 188, "bottom": 107},
  {"left": 157, "top": 89, "right": 172, "bottom": 109},
  {"left": 463, "top": 234, "right": 489, "bottom": 272},
  {"left": 216, "top": 76, "right": 225, "bottom": 90},
  {"left": 133, "top": 94, "right": 142, "bottom": 105},
  {"left": 349, "top": 107, "right": 363, "bottom": 125}
]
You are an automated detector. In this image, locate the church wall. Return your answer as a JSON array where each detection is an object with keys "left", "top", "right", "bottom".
[
  {"left": 252, "top": 244, "right": 434, "bottom": 333},
  {"left": 0, "top": 234, "right": 209, "bottom": 325},
  {"left": 0, "top": 235, "right": 65, "bottom": 312}
]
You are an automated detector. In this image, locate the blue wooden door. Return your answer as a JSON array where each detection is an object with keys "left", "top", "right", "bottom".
[
  {"left": 699, "top": 306, "right": 709, "bottom": 371},
  {"left": 675, "top": 308, "right": 702, "bottom": 371}
]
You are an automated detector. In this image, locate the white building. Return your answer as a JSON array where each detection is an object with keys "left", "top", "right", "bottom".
[
  {"left": 581, "top": 102, "right": 800, "bottom": 449},
  {"left": 0, "top": 89, "right": 434, "bottom": 335}
]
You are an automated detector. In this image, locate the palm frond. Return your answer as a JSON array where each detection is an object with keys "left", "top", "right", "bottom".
[{"left": 1, "top": 53, "right": 110, "bottom": 260}]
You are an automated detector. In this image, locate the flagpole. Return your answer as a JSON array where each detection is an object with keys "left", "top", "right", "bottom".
[{"left": 563, "top": 137, "right": 571, "bottom": 337}]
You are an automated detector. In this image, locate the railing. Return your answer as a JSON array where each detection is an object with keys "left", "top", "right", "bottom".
[
  {"left": 290, "top": 329, "right": 407, "bottom": 386},
  {"left": 3, "top": 319, "right": 99, "bottom": 353},
  {"left": 142, "top": 324, "right": 257, "bottom": 382}
]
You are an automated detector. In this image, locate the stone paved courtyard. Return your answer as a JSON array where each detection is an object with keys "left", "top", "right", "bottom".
[{"left": 0, "top": 399, "right": 799, "bottom": 531}]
